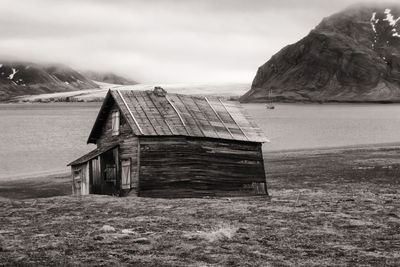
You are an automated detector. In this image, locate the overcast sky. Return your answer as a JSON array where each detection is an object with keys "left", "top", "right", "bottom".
[{"left": 0, "top": 0, "right": 395, "bottom": 83}]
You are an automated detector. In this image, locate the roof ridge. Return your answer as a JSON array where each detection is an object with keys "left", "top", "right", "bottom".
[{"left": 109, "top": 88, "right": 223, "bottom": 100}]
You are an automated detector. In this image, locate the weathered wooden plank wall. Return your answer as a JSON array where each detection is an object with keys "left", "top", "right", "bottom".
[
  {"left": 138, "top": 136, "right": 267, "bottom": 198},
  {"left": 96, "top": 102, "right": 139, "bottom": 193},
  {"left": 71, "top": 163, "right": 89, "bottom": 196},
  {"left": 96, "top": 103, "right": 132, "bottom": 147}
]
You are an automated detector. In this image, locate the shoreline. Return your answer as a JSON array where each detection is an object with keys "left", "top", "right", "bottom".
[
  {"left": 266, "top": 141, "right": 400, "bottom": 153},
  {"left": 1, "top": 142, "right": 399, "bottom": 200},
  {"left": 0, "top": 170, "right": 70, "bottom": 182},
  {"left": 1, "top": 142, "right": 399, "bottom": 183}
]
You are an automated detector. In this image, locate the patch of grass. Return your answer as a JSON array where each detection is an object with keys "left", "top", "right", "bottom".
[
  {"left": 183, "top": 223, "right": 238, "bottom": 242},
  {"left": 0, "top": 145, "right": 399, "bottom": 266},
  {"left": 0, "top": 174, "right": 70, "bottom": 200}
]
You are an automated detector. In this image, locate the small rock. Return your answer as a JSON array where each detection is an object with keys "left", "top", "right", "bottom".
[
  {"left": 132, "top": 237, "right": 150, "bottom": 244},
  {"left": 237, "top": 227, "right": 248, "bottom": 233},
  {"left": 65, "top": 248, "right": 73, "bottom": 255},
  {"left": 94, "top": 236, "right": 104, "bottom": 241},
  {"left": 122, "top": 229, "right": 136, "bottom": 234},
  {"left": 101, "top": 225, "right": 116, "bottom": 232},
  {"left": 126, "top": 249, "right": 137, "bottom": 254}
]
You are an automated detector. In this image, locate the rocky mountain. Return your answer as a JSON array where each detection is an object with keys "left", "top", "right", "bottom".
[
  {"left": 0, "top": 61, "right": 99, "bottom": 101},
  {"left": 240, "top": 5, "right": 400, "bottom": 103},
  {"left": 82, "top": 71, "right": 138, "bottom": 85}
]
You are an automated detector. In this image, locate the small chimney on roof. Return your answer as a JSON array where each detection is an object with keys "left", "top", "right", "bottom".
[{"left": 154, "top": 86, "right": 167, "bottom": 97}]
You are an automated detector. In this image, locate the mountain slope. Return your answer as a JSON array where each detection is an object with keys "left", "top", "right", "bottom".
[
  {"left": 0, "top": 61, "right": 99, "bottom": 101},
  {"left": 82, "top": 71, "right": 138, "bottom": 85},
  {"left": 240, "top": 5, "right": 400, "bottom": 103}
]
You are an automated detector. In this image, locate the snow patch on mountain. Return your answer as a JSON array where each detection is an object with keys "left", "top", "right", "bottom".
[
  {"left": 370, "top": 12, "right": 377, "bottom": 33},
  {"left": 8, "top": 68, "right": 18, "bottom": 80},
  {"left": 383, "top": 9, "right": 400, "bottom": 26},
  {"left": 370, "top": 9, "right": 400, "bottom": 47}
]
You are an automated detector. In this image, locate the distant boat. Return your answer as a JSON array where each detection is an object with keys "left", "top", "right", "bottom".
[
  {"left": 266, "top": 104, "right": 275, "bottom": 110},
  {"left": 266, "top": 89, "right": 275, "bottom": 110}
]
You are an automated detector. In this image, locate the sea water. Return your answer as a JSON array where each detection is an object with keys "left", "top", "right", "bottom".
[{"left": 0, "top": 102, "right": 399, "bottom": 180}]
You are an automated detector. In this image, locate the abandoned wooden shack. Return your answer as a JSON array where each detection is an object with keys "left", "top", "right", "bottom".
[{"left": 68, "top": 87, "right": 269, "bottom": 198}]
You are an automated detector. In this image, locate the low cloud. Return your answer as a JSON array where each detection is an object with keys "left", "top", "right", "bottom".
[{"left": 0, "top": 0, "right": 392, "bottom": 83}]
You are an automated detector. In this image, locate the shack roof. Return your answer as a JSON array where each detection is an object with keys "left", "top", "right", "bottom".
[
  {"left": 68, "top": 144, "right": 117, "bottom": 166},
  {"left": 87, "top": 88, "right": 268, "bottom": 144}
]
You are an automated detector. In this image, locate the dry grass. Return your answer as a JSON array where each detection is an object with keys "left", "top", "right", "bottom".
[
  {"left": 183, "top": 223, "right": 238, "bottom": 242},
  {"left": 0, "top": 145, "right": 399, "bottom": 266}
]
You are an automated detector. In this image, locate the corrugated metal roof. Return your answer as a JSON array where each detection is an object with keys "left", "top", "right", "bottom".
[{"left": 88, "top": 89, "right": 268, "bottom": 143}]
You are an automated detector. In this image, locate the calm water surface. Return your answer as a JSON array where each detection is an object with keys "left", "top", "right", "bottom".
[
  {"left": 0, "top": 102, "right": 399, "bottom": 180},
  {"left": 0, "top": 103, "right": 99, "bottom": 180},
  {"left": 246, "top": 103, "right": 400, "bottom": 151}
]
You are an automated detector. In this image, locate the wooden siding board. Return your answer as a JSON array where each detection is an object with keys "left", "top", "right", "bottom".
[
  {"left": 138, "top": 136, "right": 267, "bottom": 197},
  {"left": 120, "top": 137, "right": 139, "bottom": 192},
  {"left": 95, "top": 103, "right": 134, "bottom": 148},
  {"left": 70, "top": 98, "right": 140, "bottom": 195}
]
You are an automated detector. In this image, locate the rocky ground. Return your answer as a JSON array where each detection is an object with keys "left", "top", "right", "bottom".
[{"left": 0, "top": 145, "right": 399, "bottom": 266}]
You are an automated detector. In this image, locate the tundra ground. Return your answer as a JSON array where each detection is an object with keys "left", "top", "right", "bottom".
[{"left": 0, "top": 145, "right": 399, "bottom": 266}]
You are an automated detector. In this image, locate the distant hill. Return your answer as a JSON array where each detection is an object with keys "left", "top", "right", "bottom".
[
  {"left": 82, "top": 71, "right": 138, "bottom": 85},
  {"left": 0, "top": 61, "right": 99, "bottom": 101},
  {"left": 240, "top": 4, "right": 400, "bottom": 103}
]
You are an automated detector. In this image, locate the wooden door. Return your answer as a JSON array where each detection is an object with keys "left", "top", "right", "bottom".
[{"left": 121, "top": 159, "right": 131, "bottom": 190}]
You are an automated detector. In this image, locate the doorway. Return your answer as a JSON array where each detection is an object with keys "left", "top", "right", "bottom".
[{"left": 89, "top": 147, "right": 119, "bottom": 195}]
